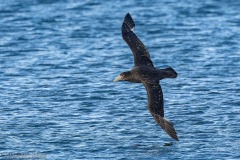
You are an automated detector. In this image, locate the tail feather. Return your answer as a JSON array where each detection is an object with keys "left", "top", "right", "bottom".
[
  {"left": 157, "top": 67, "right": 178, "bottom": 79},
  {"left": 154, "top": 114, "right": 179, "bottom": 141}
]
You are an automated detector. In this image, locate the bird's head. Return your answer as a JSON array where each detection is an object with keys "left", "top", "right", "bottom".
[{"left": 113, "top": 71, "right": 131, "bottom": 82}]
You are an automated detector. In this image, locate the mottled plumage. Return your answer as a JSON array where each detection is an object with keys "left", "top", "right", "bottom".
[{"left": 114, "top": 13, "right": 179, "bottom": 141}]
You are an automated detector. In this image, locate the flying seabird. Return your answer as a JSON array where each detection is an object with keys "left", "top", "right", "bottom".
[{"left": 114, "top": 13, "right": 179, "bottom": 141}]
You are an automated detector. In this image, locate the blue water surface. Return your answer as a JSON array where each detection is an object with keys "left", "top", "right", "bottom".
[{"left": 0, "top": 0, "right": 240, "bottom": 159}]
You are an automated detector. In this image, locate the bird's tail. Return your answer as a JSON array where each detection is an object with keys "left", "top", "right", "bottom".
[
  {"left": 153, "top": 114, "right": 179, "bottom": 141},
  {"left": 157, "top": 67, "right": 178, "bottom": 80},
  {"left": 122, "top": 13, "right": 135, "bottom": 33}
]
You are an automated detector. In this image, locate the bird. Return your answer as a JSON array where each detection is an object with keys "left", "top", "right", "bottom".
[{"left": 114, "top": 13, "right": 179, "bottom": 141}]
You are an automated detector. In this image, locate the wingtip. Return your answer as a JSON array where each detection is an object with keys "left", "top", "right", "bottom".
[
  {"left": 126, "top": 12, "right": 131, "bottom": 16},
  {"left": 122, "top": 12, "right": 135, "bottom": 32},
  {"left": 163, "top": 117, "right": 179, "bottom": 141},
  {"left": 126, "top": 13, "right": 133, "bottom": 22},
  {"left": 154, "top": 115, "right": 179, "bottom": 141}
]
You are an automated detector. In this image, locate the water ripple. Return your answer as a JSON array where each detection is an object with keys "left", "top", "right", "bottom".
[{"left": 0, "top": 0, "right": 240, "bottom": 159}]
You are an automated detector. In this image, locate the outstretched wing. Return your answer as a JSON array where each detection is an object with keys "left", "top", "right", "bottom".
[
  {"left": 122, "top": 13, "right": 154, "bottom": 67},
  {"left": 143, "top": 81, "right": 164, "bottom": 117},
  {"left": 143, "top": 81, "right": 179, "bottom": 141}
]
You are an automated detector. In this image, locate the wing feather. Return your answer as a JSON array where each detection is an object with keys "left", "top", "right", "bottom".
[
  {"left": 122, "top": 13, "right": 154, "bottom": 67},
  {"left": 143, "top": 81, "right": 179, "bottom": 141}
]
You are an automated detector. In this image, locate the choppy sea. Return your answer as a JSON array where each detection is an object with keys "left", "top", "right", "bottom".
[{"left": 0, "top": 0, "right": 240, "bottom": 159}]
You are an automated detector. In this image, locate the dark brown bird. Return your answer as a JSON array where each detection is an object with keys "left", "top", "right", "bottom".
[{"left": 114, "top": 13, "right": 179, "bottom": 141}]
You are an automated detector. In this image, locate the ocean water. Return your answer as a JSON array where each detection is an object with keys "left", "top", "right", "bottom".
[{"left": 0, "top": 0, "right": 240, "bottom": 159}]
